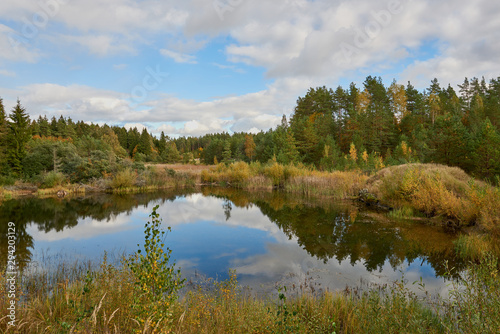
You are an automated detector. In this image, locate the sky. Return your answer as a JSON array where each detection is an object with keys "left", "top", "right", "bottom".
[{"left": 1, "top": 0, "right": 499, "bottom": 137}]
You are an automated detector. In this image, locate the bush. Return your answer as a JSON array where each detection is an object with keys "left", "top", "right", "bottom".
[
  {"left": 264, "top": 162, "right": 285, "bottom": 187},
  {"left": 110, "top": 168, "right": 137, "bottom": 189},
  {"left": 39, "top": 171, "right": 67, "bottom": 188},
  {"left": 125, "top": 205, "right": 184, "bottom": 327},
  {"left": 0, "top": 175, "right": 15, "bottom": 186},
  {"left": 229, "top": 161, "right": 251, "bottom": 186}
]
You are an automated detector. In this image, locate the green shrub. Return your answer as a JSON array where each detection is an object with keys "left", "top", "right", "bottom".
[
  {"left": 110, "top": 168, "right": 136, "bottom": 189},
  {"left": 125, "top": 205, "right": 185, "bottom": 328},
  {"left": 0, "top": 175, "right": 15, "bottom": 186},
  {"left": 40, "top": 171, "right": 67, "bottom": 188}
]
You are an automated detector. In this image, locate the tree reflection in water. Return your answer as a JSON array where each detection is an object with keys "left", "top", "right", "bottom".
[{"left": 0, "top": 187, "right": 464, "bottom": 278}]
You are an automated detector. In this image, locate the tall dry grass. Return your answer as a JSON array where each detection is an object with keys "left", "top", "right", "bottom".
[
  {"left": 366, "top": 163, "right": 500, "bottom": 231},
  {"left": 2, "top": 204, "right": 500, "bottom": 333},
  {"left": 201, "top": 161, "right": 368, "bottom": 199},
  {"left": 3, "top": 256, "right": 500, "bottom": 333}
]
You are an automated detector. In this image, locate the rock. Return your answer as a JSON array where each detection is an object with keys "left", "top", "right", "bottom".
[
  {"left": 57, "top": 190, "right": 68, "bottom": 198},
  {"left": 358, "top": 189, "right": 392, "bottom": 211}
]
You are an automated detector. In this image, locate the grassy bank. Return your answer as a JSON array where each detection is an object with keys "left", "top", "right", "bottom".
[
  {"left": 1, "top": 206, "right": 499, "bottom": 333},
  {"left": 0, "top": 165, "right": 202, "bottom": 201},
  {"left": 200, "top": 162, "right": 500, "bottom": 229},
  {"left": 365, "top": 163, "right": 500, "bottom": 232}
]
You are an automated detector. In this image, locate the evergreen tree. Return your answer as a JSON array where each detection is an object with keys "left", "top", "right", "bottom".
[
  {"left": 274, "top": 123, "right": 299, "bottom": 165},
  {"left": 50, "top": 116, "right": 59, "bottom": 137},
  {"left": 38, "top": 115, "right": 51, "bottom": 137},
  {"left": 7, "top": 99, "right": 31, "bottom": 175},
  {"left": 127, "top": 127, "right": 141, "bottom": 155},
  {"left": 429, "top": 114, "right": 472, "bottom": 171},
  {"left": 162, "top": 141, "right": 180, "bottom": 163},
  {"left": 363, "top": 76, "right": 396, "bottom": 154},
  {"left": 158, "top": 131, "right": 167, "bottom": 156},
  {"left": 254, "top": 130, "right": 275, "bottom": 163},
  {"left": 113, "top": 126, "right": 128, "bottom": 151},
  {"left": 472, "top": 118, "right": 500, "bottom": 180},
  {"left": 222, "top": 140, "right": 232, "bottom": 164},
  {"left": 319, "top": 136, "right": 341, "bottom": 171},
  {"left": 0, "top": 98, "right": 9, "bottom": 174},
  {"left": 138, "top": 128, "right": 153, "bottom": 158}
]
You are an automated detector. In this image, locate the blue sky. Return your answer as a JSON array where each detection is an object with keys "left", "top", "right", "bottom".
[{"left": 1, "top": 0, "right": 500, "bottom": 137}]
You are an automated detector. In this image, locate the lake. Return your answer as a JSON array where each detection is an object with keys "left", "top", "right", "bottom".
[{"left": 0, "top": 187, "right": 464, "bottom": 297}]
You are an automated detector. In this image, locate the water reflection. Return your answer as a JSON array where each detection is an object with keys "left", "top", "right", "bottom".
[{"left": 0, "top": 187, "right": 464, "bottom": 295}]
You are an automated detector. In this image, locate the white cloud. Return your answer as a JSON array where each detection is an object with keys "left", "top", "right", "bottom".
[
  {"left": 2, "top": 0, "right": 500, "bottom": 137},
  {"left": 54, "top": 34, "right": 137, "bottom": 56},
  {"left": 160, "top": 49, "right": 197, "bottom": 64},
  {"left": 0, "top": 68, "right": 16, "bottom": 77},
  {"left": 0, "top": 23, "right": 40, "bottom": 63}
]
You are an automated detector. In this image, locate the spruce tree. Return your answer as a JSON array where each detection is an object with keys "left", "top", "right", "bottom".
[
  {"left": 138, "top": 128, "right": 153, "bottom": 157},
  {"left": 472, "top": 118, "right": 500, "bottom": 180},
  {"left": 0, "top": 98, "right": 9, "bottom": 174},
  {"left": 222, "top": 140, "right": 232, "bottom": 164},
  {"left": 7, "top": 99, "right": 31, "bottom": 175}
]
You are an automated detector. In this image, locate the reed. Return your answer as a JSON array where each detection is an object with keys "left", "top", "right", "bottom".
[{"left": 201, "top": 161, "right": 368, "bottom": 199}]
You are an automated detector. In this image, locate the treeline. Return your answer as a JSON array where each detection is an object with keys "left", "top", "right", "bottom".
[
  {"left": 180, "top": 75, "right": 500, "bottom": 182},
  {"left": 1, "top": 75, "right": 499, "bottom": 185},
  {"left": 0, "top": 98, "right": 182, "bottom": 185}
]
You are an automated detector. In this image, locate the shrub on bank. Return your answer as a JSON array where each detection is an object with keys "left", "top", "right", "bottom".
[
  {"left": 39, "top": 171, "right": 68, "bottom": 189},
  {"left": 110, "top": 168, "right": 137, "bottom": 189}
]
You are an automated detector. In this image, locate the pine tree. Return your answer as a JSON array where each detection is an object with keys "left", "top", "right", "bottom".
[
  {"left": 222, "top": 140, "right": 232, "bottom": 164},
  {"left": 274, "top": 124, "right": 299, "bottom": 165},
  {"left": 7, "top": 99, "right": 31, "bottom": 175},
  {"left": 0, "top": 98, "right": 9, "bottom": 174},
  {"left": 430, "top": 114, "right": 472, "bottom": 171},
  {"left": 472, "top": 118, "right": 500, "bottom": 180}
]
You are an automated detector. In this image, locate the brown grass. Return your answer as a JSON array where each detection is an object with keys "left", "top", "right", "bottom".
[
  {"left": 199, "top": 162, "right": 368, "bottom": 199},
  {"left": 146, "top": 163, "right": 214, "bottom": 175},
  {"left": 366, "top": 163, "right": 500, "bottom": 231}
]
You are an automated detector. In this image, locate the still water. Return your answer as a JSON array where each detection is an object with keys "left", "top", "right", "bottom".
[{"left": 0, "top": 187, "right": 464, "bottom": 296}]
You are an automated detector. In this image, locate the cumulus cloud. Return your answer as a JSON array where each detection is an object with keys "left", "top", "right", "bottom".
[{"left": 1, "top": 0, "right": 500, "bottom": 137}]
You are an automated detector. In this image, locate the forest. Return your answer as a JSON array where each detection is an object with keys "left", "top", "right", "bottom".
[{"left": 1, "top": 75, "right": 499, "bottom": 186}]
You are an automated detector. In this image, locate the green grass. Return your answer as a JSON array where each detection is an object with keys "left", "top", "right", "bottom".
[{"left": 388, "top": 206, "right": 414, "bottom": 219}]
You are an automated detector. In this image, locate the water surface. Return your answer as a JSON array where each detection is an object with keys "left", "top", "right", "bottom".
[{"left": 0, "top": 188, "right": 464, "bottom": 296}]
